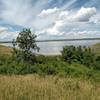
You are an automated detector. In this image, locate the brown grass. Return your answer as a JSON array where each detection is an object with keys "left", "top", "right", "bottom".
[
  {"left": 0, "top": 45, "right": 12, "bottom": 56},
  {"left": 0, "top": 75, "right": 100, "bottom": 100},
  {"left": 91, "top": 43, "right": 100, "bottom": 56}
]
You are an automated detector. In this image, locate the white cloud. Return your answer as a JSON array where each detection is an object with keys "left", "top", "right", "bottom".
[
  {"left": 38, "top": 7, "right": 59, "bottom": 18},
  {"left": 0, "top": 26, "right": 19, "bottom": 41},
  {"left": 59, "top": 11, "right": 69, "bottom": 19},
  {"left": 0, "top": 26, "right": 8, "bottom": 33},
  {"left": 37, "top": 30, "right": 100, "bottom": 40},
  {"left": 39, "top": 7, "right": 69, "bottom": 20},
  {"left": 45, "top": 20, "right": 65, "bottom": 35},
  {"left": 89, "top": 13, "right": 100, "bottom": 25},
  {"left": 1, "top": 0, "right": 34, "bottom": 27},
  {"left": 74, "top": 7, "right": 96, "bottom": 22},
  {"left": 37, "top": 7, "right": 97, "bottom": 37},
  {"left": 37, "top": 7, "right": 69, "bottom": 31},
  {"left": 0, "top": 0, "right": 48, "bottom": 28},
  {"left": 67, "top": 30, "right": 100, "bottom": 38},
  {"left": 0, "top": 30, "right": 18, "bottom": 41}
]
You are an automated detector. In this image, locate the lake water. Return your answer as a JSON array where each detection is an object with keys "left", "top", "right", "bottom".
[{"left": 1, "top": 40, "right": 100, "bottom": 55}]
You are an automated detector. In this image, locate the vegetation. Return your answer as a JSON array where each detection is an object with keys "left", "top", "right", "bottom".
[
  {"left": 0, "top": 45, "right": 100, "bottom": 82},
  {"left": 0, "top": 75, "right": 100, "bottom": 100},
  {"left": 61, "top": 45, "right": 99, "bottom": 68},
  {"left": 0, "top": 29, "right": 100, "bottom": 100},
  {"left": 91, "top": 43, "right": 100, "bottom": 56},
  {"left": 12, "top": 29, "right": 39, "bottom": 63}
]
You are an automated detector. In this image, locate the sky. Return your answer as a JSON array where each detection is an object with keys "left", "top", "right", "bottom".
[{"left": 0, "top": 0, "right": 100, "bottom": 41}]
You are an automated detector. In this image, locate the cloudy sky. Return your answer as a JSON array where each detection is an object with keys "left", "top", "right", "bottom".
[{"left": 0, "top": 0, "right": 100, "bottom": 41}]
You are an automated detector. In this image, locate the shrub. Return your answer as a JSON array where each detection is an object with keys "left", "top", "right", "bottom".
[{"left": 61, "top": 46, "right": 95, "bottom": 67}]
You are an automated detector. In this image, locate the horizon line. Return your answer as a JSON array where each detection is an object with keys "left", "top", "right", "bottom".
[{"left": 0, "top": 37, "right": 100, "bottom": 43}]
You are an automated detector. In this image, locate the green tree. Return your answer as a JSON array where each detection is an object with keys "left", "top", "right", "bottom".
[
  {"left": 61, "top": 46, "right": 77, "bottom": 64},
  {"left": 12, "top": 29, "right": 39, "bottom": 63},
  {"left": 61, "top": 45, "right": 95, "bottom": 67}
]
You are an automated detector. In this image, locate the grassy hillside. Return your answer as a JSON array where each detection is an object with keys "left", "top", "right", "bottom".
[
  {"left": 0, "top": 45, "right": 12, "bottom": 56},
  {"left": 91, "top": 43, "right": 100, "bottom": 56},
  {"left": 0, "top": 75, "right": 100, "bottom": 100}
]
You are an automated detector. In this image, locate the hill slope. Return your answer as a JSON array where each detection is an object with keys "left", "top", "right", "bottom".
[
  {"left": 91, "top": 43, "right": 100, "bottom": 56},
  {"left": 0, "top": 45, "right": 12, "bottom": 56}
]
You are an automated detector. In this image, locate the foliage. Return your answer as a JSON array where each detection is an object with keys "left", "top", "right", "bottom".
[
  {"left": 0, "top": 54, "right": 100, "bottom": 82},
  {"left": 12, "top": 29, "right": 39, "bottom": 63},
  {"left": 61, "top": 46, "right": 77, "bottom": 63},
  {"left": 61, "top": 45, "right": 96, "bottom": 67}
]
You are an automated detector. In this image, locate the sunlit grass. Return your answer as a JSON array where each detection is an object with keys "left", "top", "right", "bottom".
[
  {"left": 0, "top": 45, "right": 12, "bottom": 56},
  {"left": 0, "top": 75, "right": 100, "bottom": 100},
  {"left": 91, "top": 43, "right": 100, "bottom": 56}
]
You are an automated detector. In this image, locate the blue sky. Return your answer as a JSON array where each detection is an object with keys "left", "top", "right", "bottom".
[{"left": 0, "top": 0, "right": 100, "bottom": 41}]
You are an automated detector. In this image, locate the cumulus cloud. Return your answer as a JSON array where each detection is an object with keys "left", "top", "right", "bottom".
[
  {"left": 38, "top": 7, "right": 59, "bottom": 18},
  {"left": 37, "top": 30, "right": 100, "bottom": 40},
  {"left": 0, "top": 26, "right": 18, "bottom": 41},
  {"left": 38, "top": 7, "right": 69, "bottom": 31},
  {"left": 37, "top": 7, "right": 97, "bottom": 37},
  {"left": 89, "top": 13, "right": 100, "bottom": 25},
  {"left": 44, "top": 20, "right": 65, "bottom": 35},
  {"left": 75, "top": 7, "right": 96, "bottom": 22},
  {"left": 58, "top": 11, "right": 69, "bottom": 20}
]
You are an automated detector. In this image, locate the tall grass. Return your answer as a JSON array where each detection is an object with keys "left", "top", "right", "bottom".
[
  {"left": 0, "top": 75, "right": 100, "bottom": 100},
  {"left": 0, "top": 45, "right": 12, "bottom": 56}
]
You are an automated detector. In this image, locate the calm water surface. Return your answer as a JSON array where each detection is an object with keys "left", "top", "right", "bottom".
[{"left": 1, "top": 40, "right": 100, "bottom": 55}]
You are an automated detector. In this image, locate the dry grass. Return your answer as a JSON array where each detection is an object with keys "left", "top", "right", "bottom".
[
  {"left": 91, "top": 43, "right": 100, "bottom": 56},
  {"left": 0, "top": 75, "right": 100, "bottom": 100},
  {"left": 0, "top": 45, "right": 12, "bottom": 56}
]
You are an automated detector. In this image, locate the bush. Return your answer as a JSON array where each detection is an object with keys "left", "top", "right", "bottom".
[
  {"left": 61, "top": 46, "right": 77, "bottom": 64},
  {"left": 61, "top": 46, "right": 95, "bottom": 67}
]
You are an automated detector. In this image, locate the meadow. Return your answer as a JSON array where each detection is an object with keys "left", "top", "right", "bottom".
[{"left": 0, "top": 75, "right": 100, "bottom": 100}]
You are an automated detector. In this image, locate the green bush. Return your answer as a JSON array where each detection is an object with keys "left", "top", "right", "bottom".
[{"left": 61, "top": 46, "right": 96, "bottom": 67}]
